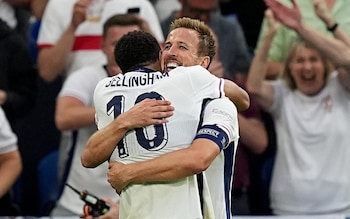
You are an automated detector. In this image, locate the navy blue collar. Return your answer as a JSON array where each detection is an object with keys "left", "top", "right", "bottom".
[{"left": 133, "top": 67, "right": 155, "bottom": 73}]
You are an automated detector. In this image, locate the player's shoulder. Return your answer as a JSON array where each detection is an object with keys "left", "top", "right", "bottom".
[
  {"left": 94, "top": 73, "right": 122, "bottom": 91},
  {"left": 170, "top": 65, "right": 210, "bottom": 75},
  {"left": 206, "top": 97, "right": 238, "bottom": 115}
]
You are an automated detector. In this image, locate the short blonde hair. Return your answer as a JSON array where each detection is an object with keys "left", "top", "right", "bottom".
[{"left": 170, "top": 17, "right": 216, "bottom": 61}]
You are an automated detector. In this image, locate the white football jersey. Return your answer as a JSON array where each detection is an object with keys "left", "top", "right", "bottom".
[
  {"left": 199, "top": 98, "right": 239, "bottom": 219},
  {"left": 94, "top": 65, "right": 225, "bottom": 219}
]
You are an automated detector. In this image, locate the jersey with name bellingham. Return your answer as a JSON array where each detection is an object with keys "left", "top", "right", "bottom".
[{"left": 94, "top": 65, "right": 225, "bottom": 219}]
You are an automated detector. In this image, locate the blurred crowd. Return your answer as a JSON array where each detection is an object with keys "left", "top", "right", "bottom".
[{"left": 1, "top": 0, "right": 350, "bottom": 217}]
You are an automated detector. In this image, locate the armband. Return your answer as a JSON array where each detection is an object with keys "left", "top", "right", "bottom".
[
  {"left": 327, "top": 23, "right": 338, "bottom": 32},
  {"left": 194, "top": 125, "right": 229, "bottom": 150}
]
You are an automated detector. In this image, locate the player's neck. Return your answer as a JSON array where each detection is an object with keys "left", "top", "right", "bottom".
[{"left": 144, "top": 63, "right": 161, "bottom": 72}]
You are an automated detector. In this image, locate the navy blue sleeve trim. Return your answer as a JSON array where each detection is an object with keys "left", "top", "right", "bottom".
[{"left": 194, "top": 124, "right": 229, "bottom": 150}]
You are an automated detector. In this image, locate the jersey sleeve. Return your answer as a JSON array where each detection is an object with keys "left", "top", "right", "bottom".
[
  {"left": 182, "top": 65, "right": 225, "bottom": 99},
  {"left": 194, "top": 98, "right": 239, "bottom": 150}
]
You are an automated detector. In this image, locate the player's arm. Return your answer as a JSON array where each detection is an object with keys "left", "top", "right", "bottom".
[
  {"left": 81, "top": 99, "right": 174, "bottom": 168},
  {"left": 108, "top": 138, "right": 220, "bottom": 194},
  {"left": 223, "top": 79, "right": 250, "bottom": 112},
  {"left": 107, "top": 98, "right": 238, "bottom": 193}
]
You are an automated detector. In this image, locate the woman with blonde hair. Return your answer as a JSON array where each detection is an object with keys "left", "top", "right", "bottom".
[{"left": 247, "top": 3, "right": 350, "bottom": 215}]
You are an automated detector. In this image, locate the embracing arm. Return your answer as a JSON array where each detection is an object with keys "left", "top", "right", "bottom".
[
  {"left": 81, "top": 99, "right": 174, "bottom": 168},
  {"left": 223, "top": 79, "right": 250, "bottom": 111},
  {"left": 107, "top": 98, "right": 237, "bottom": 193},
  {"left": 108, "top": 139, "right": 219, "bottom": 193}
]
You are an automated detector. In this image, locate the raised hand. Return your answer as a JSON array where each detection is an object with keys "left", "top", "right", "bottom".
[
  {"left": 71, "top": 0, "right": 90, "bottom": 29},
  {"left": 264, "top": 0, "right": 302, "bottom": 30},
  {"left": 313, "top": 0, "right": 335, "bottom": 27},
  {"left": 265, "top": 9, "right": 280, "bottom": 34}
]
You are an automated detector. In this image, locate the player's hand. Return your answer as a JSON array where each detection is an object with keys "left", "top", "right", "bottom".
[
  {"left": 80, "top": 198, "right": 119, "bottom": 219},
  {"left": 108, "top": 162, "right": 128, "bottom": 194},
  {"left": 118, "top": 99, "right": 174, "bottom": 130}
]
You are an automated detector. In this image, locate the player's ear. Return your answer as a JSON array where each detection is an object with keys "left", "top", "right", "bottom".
[
  {"left": 200, "top": 56, "right": 211, "bottom": 69},
  {"left": 158, "top": 50, "right": 163, "bottom": 65}
]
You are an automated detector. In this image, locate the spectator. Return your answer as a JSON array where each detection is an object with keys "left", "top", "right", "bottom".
[
  {"left": 0, "top": 19, "right": 37, "bottom": 122},
  {"left": 247, "top": 3, "right": 350, "bottom": 215},
  {"left": 0, "top": 17, "right": 38, "bottom": 215},
  {"left": 219, "top": 0, "right": 266, "bottom": 53}
]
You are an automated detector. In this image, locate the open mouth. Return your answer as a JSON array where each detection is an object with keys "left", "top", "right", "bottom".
[{"left": 166, "top": 62, "right": 181, "bottom": 72}]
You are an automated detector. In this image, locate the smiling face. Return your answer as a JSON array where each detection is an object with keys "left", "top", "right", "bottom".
[
  {"left": 286, "top": 45, "right": 327, "bottom": 96},
  {"left": 162, "top": 27, "right": 210, "bottom": 72}
]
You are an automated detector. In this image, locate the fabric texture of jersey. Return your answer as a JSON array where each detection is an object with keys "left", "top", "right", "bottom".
[
  {"left": 37, "top": 0, "right": 164, "bottom": 77},
  {"left": 54, "top": 65, "right": 119, "bottom": 215},
  {"left": 94, "top": 65, "right": 225, "bottom": 219},
  {"left": 0, "top": 107, "right": 18, "bottom": 154},
  {"left": 199, "top": 98, "right": 239, "bottom": 219},
  {"left": 268, "top": 71, "right": 350, "bottom": 215}
]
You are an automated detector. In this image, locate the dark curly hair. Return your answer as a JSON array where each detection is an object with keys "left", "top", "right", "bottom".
[{"left": 114, "top": 30, "right": 161, "bottom": 73}]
